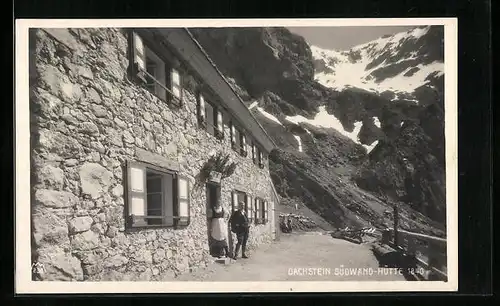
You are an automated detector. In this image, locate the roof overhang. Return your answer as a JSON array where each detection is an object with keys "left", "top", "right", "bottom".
[{"left": 152, "top": 28, "right": 277, "bottom": 153}]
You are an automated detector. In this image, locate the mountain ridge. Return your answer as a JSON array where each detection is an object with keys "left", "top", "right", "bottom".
[{"left": 190, "top": 26, "right": 446, "bottom": 234}]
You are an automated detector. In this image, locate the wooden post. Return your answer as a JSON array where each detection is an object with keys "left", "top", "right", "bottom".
[
  {"left": 393, "top": 204, "right": 399, "bottom": 248},
  {"left": 381, "top": 228, "right": 391, "bottom": 244}
]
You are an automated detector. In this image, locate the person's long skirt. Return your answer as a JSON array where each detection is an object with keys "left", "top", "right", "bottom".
[{"left": 210, "top": 218, "right": 228, "bottom": 256}]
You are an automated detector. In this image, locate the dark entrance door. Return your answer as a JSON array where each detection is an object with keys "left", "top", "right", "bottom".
[{"left": 206, "top": 183, "right": 222, "bottom": 257}]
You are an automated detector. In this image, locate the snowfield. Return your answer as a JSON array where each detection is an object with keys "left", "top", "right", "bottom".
[
  {"left": 293, "top": 135, "right": 303, "bottom": 152},
  {"left": 310, "top": 26, "right": 444, "bottom": 99},
  {"left": 286, "top": 106, "right": 378, "bottom": 153},
  {"left": 256, "top": 107, "right": 283, "bottom": 126}
]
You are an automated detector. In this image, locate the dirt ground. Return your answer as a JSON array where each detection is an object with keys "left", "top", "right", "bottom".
[{"left": 168, "top": 232, "right": 407, "bottom": 282}]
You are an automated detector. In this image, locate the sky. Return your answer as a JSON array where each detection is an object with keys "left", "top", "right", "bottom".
[{"left": 288, "top": 26, "right": 416, "bottom": 50}]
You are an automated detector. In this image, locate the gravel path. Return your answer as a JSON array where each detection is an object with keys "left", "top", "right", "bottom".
[{"left": 170, "top": 232, "right": 407, "bottom": 281}]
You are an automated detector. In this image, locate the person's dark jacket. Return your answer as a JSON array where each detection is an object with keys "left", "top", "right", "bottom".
[{"left": 230, "top": 210, "right": 249, "bottom": 233}]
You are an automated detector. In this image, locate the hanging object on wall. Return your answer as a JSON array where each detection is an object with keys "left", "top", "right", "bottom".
[{"left": 200, "top": 151, "right": 237, "bottom": 184}]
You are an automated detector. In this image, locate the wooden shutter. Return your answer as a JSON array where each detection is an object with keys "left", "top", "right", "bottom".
[
  {"left": 241, "top": 134, "right": 247, "bottom": 155},
  {"left": 230, "top": 122, "right": 236, "bottom": 147},
  {"left": 205, "top": 103, "right": 214, "bottom": 135},
  {"left": 246, "top": 195, "right": 253, "bottom": 222},
  {"left": 263, "top": 200, "right": 268, "bottom": 223},
  {"left": 216, "top": 110, "right": 223, "bottom": 135},
  {"left": 133, "top": 32, "right": 146, "bottom": 72},
  {"left": 198, "top": 93, "right": 206, "bottom": 124},
  {"left": 231, "top": 191, "right": 238, "bottom": 213},
  {"left": 255, "top": 198, "right": 261, "bottom": 224},
  {"left": 259, "top": 151, "right": 264, "bottom": 167},
  {"left": 171, "top": 68, "right": 182, "bottom": 100},
  {"left": 234, "top": 129, "right": 241, "bottom": 151},
  {"left": 145, "top": 61, "right": 157, "bottom": 93},
  {"left": 247, "top": 139, "right": 252, "bottom": 159},
  {"left": 127, "top": 161, "right": 147, "bottom": 227},
  {"left": 176, "top": 175, "right": 190, "bottom": 226}
]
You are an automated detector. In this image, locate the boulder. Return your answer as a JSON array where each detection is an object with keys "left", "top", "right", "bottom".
[
  {"left": 37, "top": 249, "right": 84, "bottom": 281},
  {"left": 80, "top": 122, "right": 100, "bottom": 135},
  {"left": 104, "top": 254, "right": 129, "bottom": 268},
  {"left": 32, "top": 212, "right": 70, "bottom": 247},
  {"left": 68, "top": 216, "right": 94, "bottom": 234},
  {"left": 71, "top": 230, "right": 100, "bottom": 250},
  {"left": 134, "top": 249, "right": 153, "bottom": 264},
  {"left": 34, "top": 189, "right": 78, "bottom": 208},
  {"left": 79, "top": 163, "right": 113, "bottom": 199},
  {"left": 36, "top": 165, "right": 64, "bottom": 190}
]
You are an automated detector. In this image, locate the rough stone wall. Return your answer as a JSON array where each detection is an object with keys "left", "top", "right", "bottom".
[{"left": 30, "top": 28, "right": 276, "bottom": 281}]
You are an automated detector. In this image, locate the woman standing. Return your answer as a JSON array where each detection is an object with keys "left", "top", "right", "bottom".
[{"left": 210, "top": 203, "right": 231, "bottom": 258}]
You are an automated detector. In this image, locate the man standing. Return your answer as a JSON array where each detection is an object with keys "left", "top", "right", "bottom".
[{"left": 229, "top": 201, "right": 250, "bottom": 259}]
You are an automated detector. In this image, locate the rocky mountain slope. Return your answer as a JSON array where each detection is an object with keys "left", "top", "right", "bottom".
[{"left": 190, "top": 26, "right": 446, "bottom": 236}]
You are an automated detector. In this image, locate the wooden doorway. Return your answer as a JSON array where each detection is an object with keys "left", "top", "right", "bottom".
[{"left": 206, "top": 183, "right": 222, "bottom": 257}]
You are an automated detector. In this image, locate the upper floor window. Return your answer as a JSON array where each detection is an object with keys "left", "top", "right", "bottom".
[
  {"left": 254, "top": 197, "right": 268, "bottom": 225},
  {"left": 252, "top": 144, "right": 265, "bottom": 169},
  {"left": 230, "top": 122, "right": 248, "bottom": 157},
  {"left": 197, "top": 93, "right": 224, "bottom": 139},
  {"left": 126, "top": 160, "right": 190, "bottom": 229},
  {"left": 130, "top": 31, "right": 183, "bottom": 107}
]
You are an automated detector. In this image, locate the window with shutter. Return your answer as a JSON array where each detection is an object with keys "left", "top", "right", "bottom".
[
  {"left": 205, "top": 102, "right": 214, "bottom": 136},
  {"left": 230, "top": 123, "right": 237, "bottom": 149},
  {"left": 239, "top": 133, "right": 247, "bottom": 157},
  {"left": 246, "top": 194, "right": 253, "bottom": 223},
  {"left": 133, "top": 32, "right": 146, "bottom": 78},
  {"left": 126, "top": 160, "right": 189, "bottom": 229},
  {"left": 198, "top": 93, "right": 206, "bottom": 126},
  {"left": 176, "top": 175, "right": 190, "bottom": 226},
  {"left": 263, "top": 200, "right": 268, "bottom": 224},
  {"left": 128, "top": 30, "right": 182, "bottom": 106},
  {"left": 254, "top": 198, "right": 261, "bottom": 224},
  {"left": 231, "top": 191, "right": 238, "bottom": 213},
  {"left": 216, "top": 110, "right": 223, "bottom": 139},
  {"left": 252, "top": 144, "right": 256, "bottom": 164},
  {"left": 171, "top": 68, "right": 182, "bottom": 101}
]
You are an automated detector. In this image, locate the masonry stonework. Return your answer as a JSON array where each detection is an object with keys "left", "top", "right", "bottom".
[{"left": 30, "top": 28, "right": 276, "bottom": 281}]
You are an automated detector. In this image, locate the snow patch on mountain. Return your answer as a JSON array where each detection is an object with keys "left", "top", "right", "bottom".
[
  {"left": 248, "top": 101, "right": 259, "bottom": 110},
  {"left": 310, "top": 26, "right": 444, "bottom": 99},
  {"left": 293, "top": 135, "right": 303, "bottom": 152},
  {"left": 285, "top": 106, "right": 377, "bottom": 153},
  {"left": 373, "top": 117, "right": 381, "bottom": 128},
  {"left": 257, "top": 107, "right": 283, "bottom": 125}
]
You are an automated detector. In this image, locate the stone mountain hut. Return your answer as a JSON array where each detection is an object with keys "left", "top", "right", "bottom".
[{"left": 29, "top": 27, "right": 280, "bottom": 281}]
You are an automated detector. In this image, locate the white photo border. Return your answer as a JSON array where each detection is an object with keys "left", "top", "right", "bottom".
[{"left": 15, "top": 18, "right": 458, "bottom": 293}]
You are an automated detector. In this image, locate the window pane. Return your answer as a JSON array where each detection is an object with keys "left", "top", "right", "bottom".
[
  {"left": 147, "top": 193, "right": 162, "bottom": 215},
  {"left": 147, "top": 174, "right": 162, "bottom": 193},
  {"left": 148, "top": 193, "right": 163, "bottom": 216}
]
